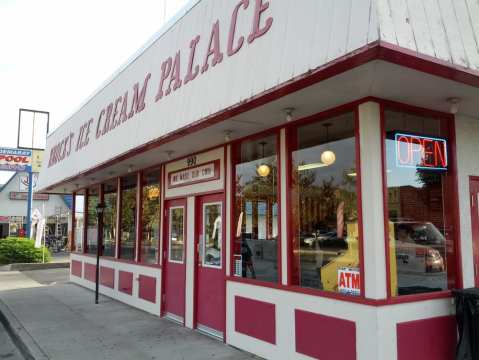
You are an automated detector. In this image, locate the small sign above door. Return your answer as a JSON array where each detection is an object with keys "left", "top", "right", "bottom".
[{"left": 168, "top": 160, "right": 220, "bottom": 189}]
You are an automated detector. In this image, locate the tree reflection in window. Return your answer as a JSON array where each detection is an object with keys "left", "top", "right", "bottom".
[
  {"left": 234, "top": 135, "right": 278, "bottom": 283},
  {"left": 291, "top": 113, "right": 361, "bottom": 294}
]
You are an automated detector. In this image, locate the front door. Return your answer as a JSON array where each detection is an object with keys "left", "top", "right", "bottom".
[
  {"left": 195, "top": 194, "right": 225, "bottom": 338},
  {"left": 470, "top": 178, "right": 479, "bottom": 287},
  {"left": 163, "top": 198, "right": 187, "bottom": 323}
]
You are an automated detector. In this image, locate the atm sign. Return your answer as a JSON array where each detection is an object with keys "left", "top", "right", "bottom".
[{"left": 395, "top": 133, "right": 448, "bottom": 170}]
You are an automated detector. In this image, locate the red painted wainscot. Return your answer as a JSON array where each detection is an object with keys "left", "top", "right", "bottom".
[
  {"left": 99, "top": 266, "right": 115, "bottom": 289},
  {"left": 84, "top": 263, "right": 96, "bottom": 282},
  {"left": 119, "top": 271, "right": 133, "bottom": 295},
  {"left": 71, "top": 260, "right": 82, "bottom": 277},
  {"left": 295, "top": 310, "right": 356, "bottom": 360},
  {"left": 234, "top": 296, "right": 276, "bottom": 345},
  {"left": 138, "top": 275, "right": 156, "bottom": 303},
  {"left": 397, "top": 316, "right": 456, "bottom": 360}
]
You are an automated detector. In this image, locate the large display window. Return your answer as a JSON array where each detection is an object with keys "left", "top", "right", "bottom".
[
  {"left": 73, "top": 191, "right": 85, "bottom": 252},
  {"left": 120, "top": 174, "right": 137, "bottom": 260},
  {"left": 86, "top": 186, "right": 99, "bottom": 254},
  {"left": 233, "top": 134, "right": 279, "bottom": 283},
  {"left": 140, "top": 170, "right": 160, "bottom": 264},
  {"left": 383, "top": 108, "right": 457, "bottom": 296},
  {"left": 290, "top": 112, "right": 362, "bottom": 295},
  {"left": 103, "top": 180, "right": 117, "bottom": 257}
]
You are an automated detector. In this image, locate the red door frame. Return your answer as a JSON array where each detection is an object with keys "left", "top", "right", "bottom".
[
  {"left": 161, "top": 197, "right": 187, "bottom": 323},
  {"left": 469, "top": 176, "right": 479, "bottom": 287},
  {"left": 193, "top": 192, "right": 227, "bottom": 337}
]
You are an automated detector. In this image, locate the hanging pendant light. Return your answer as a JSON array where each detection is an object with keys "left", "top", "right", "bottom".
[
  {"left": 257, "top": 141, "right": 271, "bottom": 177},
  {"left": 320, "top": 123, "right": 336, "bottom": 166}
]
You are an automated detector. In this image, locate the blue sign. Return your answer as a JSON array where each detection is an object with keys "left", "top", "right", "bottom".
[{"left": 0, "top": 148, "right": 32, "bottom": 172}]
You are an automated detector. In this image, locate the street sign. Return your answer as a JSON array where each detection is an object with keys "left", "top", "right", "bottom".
[{"left": 0, "top": 148, "right": 32, "bottom": 171}]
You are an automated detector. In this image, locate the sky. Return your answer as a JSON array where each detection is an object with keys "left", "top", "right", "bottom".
[{"left": 0, "top": 0, "right": 190, "bottom": 184}]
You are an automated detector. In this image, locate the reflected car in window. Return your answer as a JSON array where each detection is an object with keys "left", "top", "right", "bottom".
[{"left": 393, "top": 221, "right": 446, "bottom": 274}]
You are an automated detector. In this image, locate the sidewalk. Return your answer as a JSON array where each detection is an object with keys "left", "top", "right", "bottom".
[{"left": 0, "top": 269, "right": 253, "bottom": 360}]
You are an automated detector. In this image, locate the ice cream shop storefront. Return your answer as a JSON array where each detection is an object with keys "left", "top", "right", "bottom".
[{"left": 38, "top": 1, "right": 479, "bottom": 359}]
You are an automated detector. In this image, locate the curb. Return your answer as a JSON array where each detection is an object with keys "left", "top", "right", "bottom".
[
  {"left": 6, "top": 262, "right": 69, "bottom": 271},
  {"left": 0, "top": 299, "right": 49, "bottom": 360}
]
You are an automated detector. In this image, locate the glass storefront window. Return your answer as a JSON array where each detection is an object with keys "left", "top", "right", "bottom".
[
  {"left": 169, "top": 207, "right": 185, "bottom": 262},
  {"left": 234, "top": 134, "right": 279, "bottom": 283},
  {"left": 384, "top": 109, "right": 455, "bottom": 296},
  {"left": 141, "top": 170, "right": 160, "bottom": 264},
  {"left": 86, "top": 186, "right": 99, "bottom": 254},
  {"left": 120, "top": 174, "right": 137, "bottom": 260},
  {"left": 202, "top": 203, "right": 222, "bottom": 267},
  {"left": 291, "top": 112, "right": 361, "bottom": 295},
  {"left": 103, "top": 180, "right": 117, "bottom": 257},
  {"left": 74, "top": 191, "right": 85, "bottom": 252}
]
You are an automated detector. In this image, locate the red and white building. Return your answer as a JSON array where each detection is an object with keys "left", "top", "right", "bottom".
[{"left": 39, "top": 1, "right": 479, "bottom": 359}]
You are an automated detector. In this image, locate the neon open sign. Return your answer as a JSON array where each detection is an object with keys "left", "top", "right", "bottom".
[{"left": 395, "top": 133, "right": 448, "bottom": 170}]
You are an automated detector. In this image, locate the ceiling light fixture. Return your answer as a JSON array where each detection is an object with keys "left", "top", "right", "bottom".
[
  {"left": 165, "top": 150, "right": 174, "bottom": 160},
  {"left": 320, "top": 123, "right": 336, "bottom": 166},
  {"left": 284, "top": 107, "right": 295, "bottom": 122},
  {"left": 224, "top": 130, "right": 233, "bottom": 142},
  {"left": 257, "top": 141, "right": 271, "bottom": 177},
  {"left": 447, "top": 97, "right": 461, "bottom": 114}
]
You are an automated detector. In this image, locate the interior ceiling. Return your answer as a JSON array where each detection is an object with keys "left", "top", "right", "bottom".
[{"left": 50, "top": 60, "right": 479, "bottom": 194}]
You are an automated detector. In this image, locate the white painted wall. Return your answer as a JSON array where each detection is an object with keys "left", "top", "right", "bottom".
[
  {"left": 70, "top": 253, "right": 162, "bottom": 316},
  {"left": 226, "top": 280, "right": 454, "bottom": 360},
  {"left": 40, "top": 0, "right": 380, "bottom": 190},
  {"left": 455, "top": 114, "right": 479, "bottom": 288}
]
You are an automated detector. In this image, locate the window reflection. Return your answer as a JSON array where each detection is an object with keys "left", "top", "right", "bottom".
[
  {"left": 141, "top": 170, "right": 160, "bottom": 264},
  {"left": 169, "top": 207, "right": 184, "bottom": 262},
  {"left": 86, "top": 186, "right": 99, "bottom": 254},
  {"left": 291, "top": 113, "right": 361, "bottom": 295},
  {"left": 120, "top": 175, "right": 137, "bottom": 260},
  {"left": 203, "top": 204, "right": 222, "bottom": 267},
  {"left": 385, "top": 110, "right": 455, "bottom": 296},
  {"left": 103, "top": 180, "right": 117, "bottom": 257},
  {"left": 234, "top": 135, "right": 278, "bottom": 283},
  {"left": 74, "top": 191, "right": 85, "bottom": 252}
]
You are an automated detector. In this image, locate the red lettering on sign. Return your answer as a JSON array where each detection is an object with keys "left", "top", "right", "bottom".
[
  {"left": 184, "top": 36, "right": 201, "bottom": 84},
  {"left": 202, "top": 20, "right": 224, "bottom": 73},
  {"left": 155, "top": 58, "right": 173, "bottom": 101},
  {"left": 228, "top": 0, "right": 249, "bottom": 56},
  {"left": 248, "top": 0, "right": 273, "bottom": 43}
]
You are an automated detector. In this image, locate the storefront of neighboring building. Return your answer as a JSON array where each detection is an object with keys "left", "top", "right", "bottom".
[
  {"left": 0, "top": 172, "right": 70, "bottom": 240},
  {"left": 38, "top": 1, "right": 479, "bottom": 359}
]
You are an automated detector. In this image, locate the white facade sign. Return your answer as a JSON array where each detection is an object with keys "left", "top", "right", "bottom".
[{"left": 168, "top": 161, "right": 219, "bottom": 188}]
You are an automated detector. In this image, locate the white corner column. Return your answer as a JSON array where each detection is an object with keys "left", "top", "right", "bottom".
[
  {"left": 358, "top": 102, "right": 388, "bottom": 300},
  {"left": 226, "top": 145, "right": 232, "bottom": 277}
]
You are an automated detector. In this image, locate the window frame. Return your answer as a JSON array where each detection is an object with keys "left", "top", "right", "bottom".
[
  {"left": 285, "top": 106, "right": 366, "bottom": 298},
  {"left": 201, "top": 201, "right": 223, "bottom": 269},
  {"left": 230, "top": 129, "right": 282, "bottom": 285},
  {"left": 379, "top": 100, "right": 462, "bottom": 300},
  {"left": 85, "top": 184, "right": 101, "bottom": 255},
  {"left": 168, "top": 205, "right": 186, "bottom": 264},
  {"left": 118, "top": 173, "right": 139, "bottom": 262}
]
